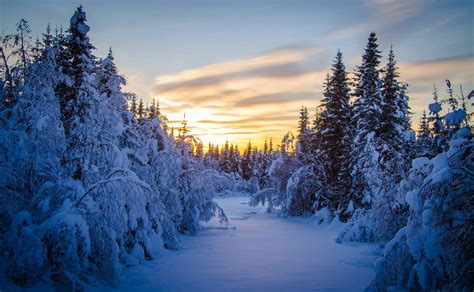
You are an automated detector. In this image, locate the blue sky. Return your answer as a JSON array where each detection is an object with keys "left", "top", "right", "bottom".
[{"left": 2, "top": 0, "right": 473, "bottom": 147}]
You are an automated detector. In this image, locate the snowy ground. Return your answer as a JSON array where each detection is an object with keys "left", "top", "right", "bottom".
[{"left": 102, "top": 196, "right": 380, "bottom": 291}]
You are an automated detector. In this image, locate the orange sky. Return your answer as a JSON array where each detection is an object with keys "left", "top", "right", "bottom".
[{"left": 147, "top": 47, "right": 473, "bottom": 150}]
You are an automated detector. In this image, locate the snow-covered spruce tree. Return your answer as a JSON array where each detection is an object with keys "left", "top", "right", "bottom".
[
  {"left": 339, "top": 40, "right": 415, "bottom": 242},
  {"left": 127, "top": 92, "right": 138, "bottom": 117},
  {"left": 285, "top": 161, "right": 326, "bottom": 216},
  {"left": 296, "top": 105, "right": 312, "bottom": 162},
  {"left": 194, "top": 142, "right": 204, "bottom": 161},
  {"left": 241, "top": 141, "right": 254, "bottom": 180},
  {"left": 57, "top": 5, "right": 102, "bottom": 182},
  {"left": 317, "top": 51, "right": 352, "bottom": 220},
  {"left": 230, "top": 143, "right": 242, "bottom": 175},
  {"left": 379, "top": 47, "right": 413, "bottom": 173},
  {"left": 416, "top": 110, "right": 434, "bottom": 158},
  {"left": 371, "top": 47, "right": 413, "bottom": 241},
  {"left": 97, "top": 48, "right": 126, "bottom": 114},
  {"left": 219, "top": 140, "right": 232, "bottom": 173},
  {"left": 349, "top": 32, "right": 385, "bottom": 210},
  {"left": 370, "top": 125, "right": 473, "bottom": 291},
  {"left": 137, "top": 97, "right": 145, "bottom": 119},
  {"left": 254, "top": 140, "right": 273, "bottom": 189},
  {"left": 428, "top": 85, "right": 447, "bottom": 155}
]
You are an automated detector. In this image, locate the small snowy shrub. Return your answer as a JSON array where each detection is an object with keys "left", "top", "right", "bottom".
[
  {"left": 76, "top": 168, "right": 172, "bottom": 280},
  {"left": 38, "top": 201, "right": 91, "bottom": 289},
  {"left": 241, "top": 176, "right": 260, "bottom": 194},
  {"left": 249, "top": 155, "right": 302, "bottom": 212},
  {"left": 336, "top": 208, "right": 375, "bottom": 243},
  {"left": 179, "top": 168, "right": 228, "bottom": 234},
  {"left": 369, "top": 227, "right": 415, "bottom": 291},
  {"left": 313, "top": 207, "right": 334, "bottom": 224},
  {"left": 285, "top": 165, "right": 324, "bottom": 216},
  {"left": 269, "top": 156, "right": 302, "bottom": 196},
  {"left": 7, "top": 211, "right": 47, "bottom": 286},
  {"left": 249, "top": 188, "right": 278, "bottom": 212}
]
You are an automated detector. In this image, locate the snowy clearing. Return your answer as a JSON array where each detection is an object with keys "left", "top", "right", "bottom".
[{"left": 102, "top": 196, "right": 380, "bottom": 291}]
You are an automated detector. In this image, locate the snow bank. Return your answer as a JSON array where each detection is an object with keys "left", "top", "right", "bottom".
[
  {"left": 445, "top": 109, "right": 466, "bottom": 126},
  {"left": 428, "top": 102, "right": 442, "bottom": 113}
]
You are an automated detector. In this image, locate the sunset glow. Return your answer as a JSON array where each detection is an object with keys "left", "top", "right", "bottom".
[{"left": 158, "top": 49, "right": 473, "bottom": 149}]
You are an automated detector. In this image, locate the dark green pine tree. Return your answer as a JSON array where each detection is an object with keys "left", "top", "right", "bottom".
[
  {"left": 179, "top": 113, "right": 188, "bottom": 138},
  {"left": 195, "top": 143, "right": 204, "bottom": 159},
  {"left": 148, "top": 99, "right": 157, "bottom": 120},
  {"left": 57, "top": 5, "right": 97, "bottom": 180},
  {"left": 213, "top": 144, "right": 220, "bottom": 160},
  {"left": 137, "top": 98, "right": 144, "bottom": 119},
  {"left": 219, "top": 140, "right": 231, "bottom": 172},
  {"left": 416, "top": 110, "right": 433, "bottom": 158},
  {"left": 318, "top": 51, "right": 352, "bottom": 216},
  {"left": 352, "top": 32, "right": 384, "bottom": 141},
  {"left": 127, "top": 92, "right": 138, "bottom": 116},
  {"left": 97, "top": 47, "right": 126, "bottom": 114},
  {"left": 297, "top": 105, "right": 311, "bottom": 160},
  {"left": 155, "top": 99, "right": 162, "bottom": 118},
  {"left": 397, "top": 84, "right": 414, "bottom": 163},
  {"left": 350, "top": 32, "right": 384, "bottom": 209},
  {"left": 379, "top": 46, "right": 401, "bottom": 146},
  {"left": 428, "top": 85, "right": 446, "bottom": 155},
  {"left": 229, "top": 144, "right": 235, "bottom": 171},
  {"left": 241, "top": 141, "right": 253, "bottom": 180},
  {"left": 52, "top": 25, "right": 69, "bottom": 114},
  {"left": 60, "top": 6, "right": 95, "bottom": 132},
  {"left": 232, "top": 144, "right": 241, "bottom": 174},
  {"left": 260, "top": 138, "right": 272, "bottom": 188},
  {"left": 379, "top": 46, "right": 412, "bottom": 178}
]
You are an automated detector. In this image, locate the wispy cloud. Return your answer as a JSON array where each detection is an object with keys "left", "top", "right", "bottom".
[
  {"left": 153, "top": 43, "right": 473, "bottom": 148},
  {"left": 153, "top": 46, "right": 329, "bottom": 148},
  {"left": 155, "top": 45, "right": 321, "bottom": 85},
  {"left": 334, "top": 0, "right": 430, "bottom": 37},
  {"left": 235, "top": 92, "right": 316, "bottom": 107}
]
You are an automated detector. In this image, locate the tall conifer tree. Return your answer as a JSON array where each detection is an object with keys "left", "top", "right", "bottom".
[
  {"left": 350, "top": 32, "right": 384, "bottom": 208},
  {"left": 318, "top": 51, "right": 352, "bottom": 216},
  {"left": 297, "top": 106, "right": 311, "bottom": 160}
]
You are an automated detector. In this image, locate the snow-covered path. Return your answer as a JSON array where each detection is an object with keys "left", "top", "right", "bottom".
[{"left": 109, "top": 196, "right": 379, "bottom": 291}]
